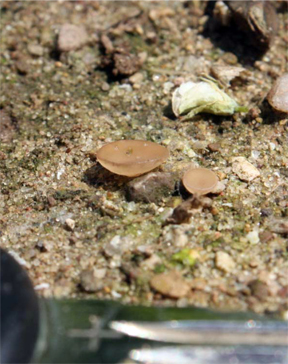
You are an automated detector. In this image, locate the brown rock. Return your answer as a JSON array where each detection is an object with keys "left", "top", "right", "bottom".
[
  {"left": 208, "top": 143, "right": 221, "bottom": 152},
  {"left": 248, "top": 280, "right": 269, "bottom": 300},
  {"left": 113, "top": 52, "right": 141, "bottom": 77},
  {"left": 259, "top": 230, "right": 274, "bottom": 244},
  {"left": 150, "top": 271, "right": 190, "bottom": 298},
  {"left": 267, "top": 74, "right": 288, "bottom": 113}
]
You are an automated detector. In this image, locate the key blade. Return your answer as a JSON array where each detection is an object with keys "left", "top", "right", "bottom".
[
  {"left": 110, "top": 320, "right": 288, "bottom": 346},
  {"left": 130, "top": 345, "right": 288, "bottom": 364}
]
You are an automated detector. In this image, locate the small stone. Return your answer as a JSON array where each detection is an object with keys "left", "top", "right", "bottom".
[
  {"left": 259, "top": 230, "right": 274, "bottom": 244},
  {"left": 248, "top": 280, "right": 269, "bottom": 300},
  {"left": 215, "top": 251, "right": 235, "bottom": 273},
  {"left": 129, "top": 72, "right": 144, "bottom": 85},
  {"left": 15, "top": 59, "right": 29, "bottom": 75},
  {"left": 113, "top": 52, "right": 141, "bottom": 77},
  {"left": 28, "top": 44, "right": 44, "bottom": 57},
  {"left": 65, "top": 218, "right": 75, "bottom": 231},
  {"left": 125, "top": 172, "right": 175, "bottom": 203},
  {"left": 269, "top": 218, "right": 288, "bottom": 235},
  {"left": 150, "top": 271, "right": 190, "bottom": 298},
  {"left": 103, "top": 235, "right": 133, "bottom": 257},
  {"left": 140, "top": 254, "right": 162, "bottom": 270},
  {"left": 0, "top": 110, "right": 16, "bottom": 143},
  {"left": 246, "top": 230, "right": 260, "bottom": 245},
  {"left": 101, "top": 82, "right": 110, "bottom": 91},
  {"left": 232, "top": 157, "right": 260, "bottom": 182},
  {"left": 58, "top": 24, "right": 88, "bottom": 52},
  {"left": 267, "top": 73, "right": 288, "bottom": 113},
  {"left": 208, "top": 143, "right": 221, "bottom": 152},
  {"left": 221, "top": 52, "right": 238, "bottom": 65},
  {"left": 47, "top": 195, "right": 56, "bottom": 207},
  {"left": 80, "top": 269, "right": 103, "bottom": 293},
  {"left": 211, "top": 65, "right": 246, "bottom": 85},
  {"left": 210, "top": 180, "right": 226, "bottom": 194}
]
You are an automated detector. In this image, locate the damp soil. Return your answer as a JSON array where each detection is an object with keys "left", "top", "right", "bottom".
[{"left": 0, "top": 1, "right": 287, "bottom": 316}]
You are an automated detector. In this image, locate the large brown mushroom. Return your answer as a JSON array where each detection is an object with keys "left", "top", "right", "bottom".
[{"left": 96, "top": 140, "right": 169, "bottom": 177}]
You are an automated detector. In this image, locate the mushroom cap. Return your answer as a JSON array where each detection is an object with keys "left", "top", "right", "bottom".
[
  {"left": 182, "top": 167, "right": 218, "bottom": 195},
  {"left": 96, "top": 140, "right": 170, "bottom": 177}
]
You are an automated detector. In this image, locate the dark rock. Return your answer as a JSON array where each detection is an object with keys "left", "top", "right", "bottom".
[
  {"left": 100, "top": 35, "right": 142, "bottom": 77},
  {"left": 113, "top": 52, "right": 141, "bottom": 76},
  {"left": 260, "top": 208, "right": 272, "bottom": 217},
  {"left": 126, "top": 172, "right": 175, "bottom": 203},
  {"left": 225, "top": 1, "right": 278, "bottom": 52},
  {"left": 0, "top": 110, "right": 16, "bottom": 143},
  {"left": 248, "top": 280, "right": 269, "bottom": 300},
  {"left": 166, "top": 195, "right": 205, "bottom": 224}
]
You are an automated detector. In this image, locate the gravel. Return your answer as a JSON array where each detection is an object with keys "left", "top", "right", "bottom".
[{"left": 0, "top": 1, "right": 287, "bottom": 315}]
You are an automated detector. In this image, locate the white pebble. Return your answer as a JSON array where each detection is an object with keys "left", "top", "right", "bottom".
[
  {"left": 232, "top": 157, "right": 260, "bottom": 182},
  {"left": 65, "top": 218, "right": 75, "bottom": 231},
  {"left": 215, "top": 251, "right": 235, "bottom": 273},
  {"left": 246, "top": 230, "right": 260, "bottom": 245}
]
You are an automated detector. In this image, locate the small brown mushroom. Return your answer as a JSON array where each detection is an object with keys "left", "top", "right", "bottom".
[
  {"left": 96, "top": 140, "right": 169, "bottom": 177},
  {"left": 182, "top": 167, "right": 218, "bottom": 195}
]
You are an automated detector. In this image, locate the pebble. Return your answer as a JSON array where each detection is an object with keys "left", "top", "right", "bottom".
[
  {"left": 103, "top": 235, "right": 133, "bottom": 257},
  {"left": 268, "top": 218, "right": 288, "bottom": 235},
  {"left": 248, "top": 280, "right": 270, "bottom": 300},
  {"left": 140, "top": 254, "right": 162, "bottom": 270},
  {"left": 15, "top": 59, "right": 29, "bottom": 75},
  {"left": 65, "top": 218, "right": 75, "bottom": 231},
  {"left": 80, "top": 269, "right": 103, "bottom": 293},
  {"left": 101, "top": 82, "right": 110, "bottom": 92},
  {"left": 28, "top": 44, "right": 44, "bottom": 57},
  {"left": 215, "top": 251, "right": 235, "bottom": 273},
  {"left": 125, "top": 172, "right": 175, "bottom": 203},
  {"left": 211, "top": 65, "right": 245, "bottom": 85},
  {"left": 211, "top": 180, "right": 226, "bottom": 194},
  {"left": 232, "top": 157, "right": 260, "bottom": 182},
  {"left": 246, "top": 230, "right": 260, "bottom": 245},
  {"left": 259, "top": 230, "right": 274, "bottom": 243},
  {"left": 267, "top": 73, "right": 288, "bottom": 113},
  {"left": 129, "top": 72, "right": 144, "bottom": 85},
  {"left": 58, "top": 24, "right": 88, "bottom": 52},
  {"left": 150, "top": 271, "right": 190, "bottom": 298},
  {"left": 208, "top": 142, "right": 221, "bottom": 152}
]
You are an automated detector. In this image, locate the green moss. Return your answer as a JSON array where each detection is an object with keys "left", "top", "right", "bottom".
[
  {"left": 154, "top": 263, "right": 166, "bottom": 274},
  {"left": 171, "top": 248, "right": 198, "bottom": 267}
]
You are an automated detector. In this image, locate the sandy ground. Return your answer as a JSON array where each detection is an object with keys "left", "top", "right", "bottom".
[{"left": 0, "top": 1, "right": 287, "bottom": 316}]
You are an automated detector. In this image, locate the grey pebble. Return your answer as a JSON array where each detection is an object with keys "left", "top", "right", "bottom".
[{"left": 125, "top": 172, "right": 175, "bottom": 203}]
